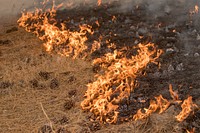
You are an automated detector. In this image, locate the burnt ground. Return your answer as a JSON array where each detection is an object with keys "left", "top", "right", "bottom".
[{"left": 1, "top": 2, "right": 200, "bottom": 133}]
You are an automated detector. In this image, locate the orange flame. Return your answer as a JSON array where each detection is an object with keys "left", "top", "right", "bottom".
[
  {"left": 81, "top": 43, "right": 162, "bottom": 123},
  {"left": 133, "top": 95, "right": 170, "bottom": 121},
  {"left": 18, "top": 1, "right": 95, "bottom": 59},
  {"left": 133, "top": 84, "right": 181, "bottom": 121},
  {"left": 190, "top": 4, "right": 199, "bottom": 14},
  {"left": 195, "top": 5, "right": 199, "bottom": 13},
  {"left": 112, "top": 16, "right": 117, "bottom": 22},
  {"left": 169, "top": 84, "right": 182, "bottom": 104},
  {"left": 133, "top": 85, "right": 198, "bottom": 124},
  {"left": 175, "top": 96, "right": 198, "bottom": 122},
  {"left": 186, "top": 128, "right": 195, "bottom": 133},
  {"left": 97, "top": 0, "right": 102, "bottom": 6}
]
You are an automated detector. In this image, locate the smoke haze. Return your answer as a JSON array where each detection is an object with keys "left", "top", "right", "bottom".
[{"left": 0, "top": 0, "right": 198, "bottom": 16}]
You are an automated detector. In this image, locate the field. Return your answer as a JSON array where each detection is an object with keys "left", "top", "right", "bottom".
[{"left": 0, "top": 1, "right": 200, "bottom": 133}]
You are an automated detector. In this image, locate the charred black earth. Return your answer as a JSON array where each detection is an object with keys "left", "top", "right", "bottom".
[{"left": 0, "top": 1, "right": 200, "bottom": 133}]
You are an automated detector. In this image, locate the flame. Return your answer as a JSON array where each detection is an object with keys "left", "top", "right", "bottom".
[
  {"left": 18, "top": 1, "right": 96, "bottom": 59},
  {"left": 112, "top": 16, "right": 117, "bottom": 22},
  {"left": 133, "top": 84, "right": 180, "bottom": 121},
  {"left": 97, "top": 0, "right": 102, "bottom": 6},
  {"left": 186, "top": 128, "right": 195, "bottom": 133},
  {"left": 190, "top": 4, "right": 199, "bottom": 14},
  {"left": 133, "top": 85, "right": 199, "bottom": 124},
  {"left": 81, "top": 43, "right": 162, "bottom": 123},
  {"left": 195, "top": 5, "right": 199, "bottom": 13},
  {"left": 175, "top": 96, "right": 198, "bottom": 122},
  {"left": 18, "top": 0, "right": 199, "bottom": 125},
  {"left": 133, "top": 95, "right": 170, "bottom": 121},
  {"left": 95, "top": 20, "right": 100, "bottom": 27},
  {"left": 169, "top": 84, "right": 182, "bottom": 104}
]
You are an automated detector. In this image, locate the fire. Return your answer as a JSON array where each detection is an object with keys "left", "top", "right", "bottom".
[
  {"left": 112, "top": 16, "right": 117, "bottom": 22},
  {"left": 133, "top": 84, "right": 198, "bottom": 124},
  {"left": 169, "top": 84, "right": 182, "bottom": 104},
  {"left": 133, "top": 84, "right": 196, "bottom": 121},
  {"left": 190, "top": 4, "right": 199, "bottom": 14},
  {"left": 97, "top": 0, "right": 102, "bottom": 6},
  {"left": 17, "top": 0, "right": 199, "bottom": 126},
  {"left": 18, "top": 1, "right": 95, "bottom": 59},
  {"left": 175, "top": 96, "right": 198, "bottom": 122},
  {"left": 186, "top": 128, "right": 195, "bottom": 133},
  {"left": 133, "top": 95, "right": 170, "bottom": 121},
  {"left": 95, "top": 20, "right": 100, "bottom": 27},
  {"left": 194, "top": 5, "right": 199, "bottom": 14},
  {"left": 81, "top": 43, "right": 162, "bottom": 123}
]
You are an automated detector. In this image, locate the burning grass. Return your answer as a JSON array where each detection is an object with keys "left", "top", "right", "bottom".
[
  {"left": 17, "top": 1, "right": 97, "bottom": 59},
  {"left": 81, "top": 43, "right": 162, "bottom": 123},
  {"left": 0, "top": 0, "right": 197, "bottom": 132},
  {"left": 133, "top": 84, "right": 199, "bottom": 123},
  {"left": 17, "top": 0, "right": 200, "bottom": 124}
]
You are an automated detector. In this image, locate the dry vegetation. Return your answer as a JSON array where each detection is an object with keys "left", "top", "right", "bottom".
[{"left": 1, "top": 1, "right": 200, "bottom": 133}]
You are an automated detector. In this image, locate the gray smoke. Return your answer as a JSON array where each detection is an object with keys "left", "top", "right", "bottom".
[
  {"left": 0, "top": 0, "right": 198, "bottom": 15},
  {"left": 0, "top": 0, "right": 199, "bottom": 27}
]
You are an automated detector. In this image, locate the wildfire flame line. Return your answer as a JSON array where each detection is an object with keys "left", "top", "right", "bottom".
[
  {"left": 17, "top": 1, "right": 97, "bottom": 59},
  {"left": 17, "top": 0, "right": 199, "bottom": 126},
  {"left": 81, "top": 43, "right": 162, "bottom": 123}
]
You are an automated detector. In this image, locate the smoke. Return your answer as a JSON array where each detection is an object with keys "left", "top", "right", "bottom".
[
  {"left": 0, "top": 0, "right": 33, "bottom": 16},
  {"left": 0, "top": 0, "right": 199, "bottom": 27},
  {"left": 0, "top": 0, "right": 198, "bottom": 15}
]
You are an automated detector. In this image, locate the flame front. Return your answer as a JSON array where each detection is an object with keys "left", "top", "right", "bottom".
[
  {"left": 81, "top": 43, "right": 162, "bottom": 123},
  {"left": 17, "top": 0, "right": 199, "bottom": 127},
  {"left": 17, "top": 1, "right": 94, "bottom": 59}
]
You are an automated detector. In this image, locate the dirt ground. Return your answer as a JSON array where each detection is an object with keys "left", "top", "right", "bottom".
[{"left": 0, "top": 2, "right": 200, "bottom": 133}]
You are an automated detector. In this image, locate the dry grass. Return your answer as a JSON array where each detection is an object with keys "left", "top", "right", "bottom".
[
  {"left": 0, "top": 24, "right": 94, "bottom": 132},
  {"left": 0, "top": 20, "right": 195, "bottom": 133}
]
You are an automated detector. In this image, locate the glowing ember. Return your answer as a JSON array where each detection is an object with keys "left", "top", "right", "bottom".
[
  {"left": 175, "top": 96, "right": 198, "bottom": 122},
  {"left": 81, "top": 43, "right": 162, "bottom": 123}
]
